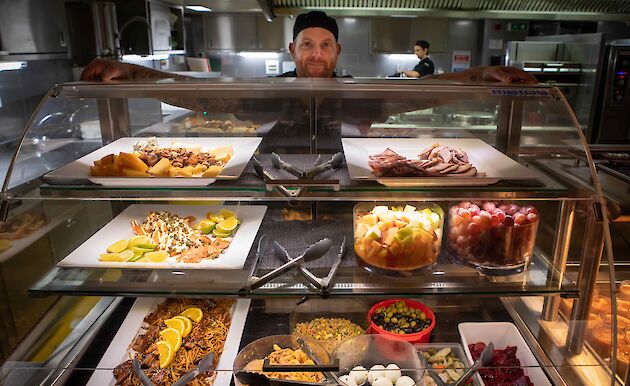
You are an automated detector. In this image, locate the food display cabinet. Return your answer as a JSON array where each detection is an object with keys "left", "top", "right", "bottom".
[{"left": 0, "top": 78, "right": 620, "bottom": 386}]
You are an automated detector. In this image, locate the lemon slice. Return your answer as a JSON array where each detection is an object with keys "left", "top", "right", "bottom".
[
  {"left": 219, "top": 209, "right": 236, "bottom": 219},
  {"left": 173, "top": 316, "right": 192, "bottom": 337},
  {"left": 129, "top": 235, "right": 151, "bottom": 248},
  {"left": 136, "top": 243, "right": 158, "bottom": 250},
  {"left": 0, "top": 239, "right": 11, "bottom": 253},
  {"left": 156, "top": 341, "right": 174, "bottom": 368},
  {"left": 164, "top": 318, "right": 186, "bottom": 336},
  {"left": 216, "top": 216, "right": 238, "bottom": 232},
  {"left": 131, "top": 247, "right": 155, "bottom": 254},
  {"left": 99, "top": 253, "right": 123, "bottom": 262},
  {"left": 107, "top": 239, "right": 129, "bottom": 253},
  {"left": 159, "top": 328, "right": 182, "bottom": 352},
  {"left": 212, "top": 228, "right": 232, "bottom": 238},
  {"left": 180, "top": 307, "right": 203, "bottom": 323},
  {"left": 144, "top": 250, "right": 168, "bottom": 262},
  {"left": 206, "top": 213, "right": 224, "bottom": 223},
  {"left": 125, "top": 249, "right": 144, "bottom": 262},
  {"left": 208, "top": 146, "right": 234, "bottom": 163}
]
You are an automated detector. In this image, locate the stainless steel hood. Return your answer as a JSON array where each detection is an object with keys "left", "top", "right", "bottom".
[{"left": 272, "top": 0, "right": 630, "bottom": 20}]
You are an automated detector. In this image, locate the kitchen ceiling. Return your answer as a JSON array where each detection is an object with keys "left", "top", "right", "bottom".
[{"left": 169, "top": 0, "right": 630, "bottom": 20}]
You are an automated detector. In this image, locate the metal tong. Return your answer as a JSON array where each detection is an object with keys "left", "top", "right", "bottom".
[
  {"left": 273, "top": 237, "right": 346, "bottom": 293},
  {"left": 240, "top": 238, "right": 332, "bottom": 294},
  {"left": 132, "top": 352, "right": 215, "bottom": 386},
  {"left": 235, "top": 338, "right": 340, "bottom": 386},
  {"left": 296, "top": 337, "right": 342, "bottom": 385},
  {"left": 234, "top": 371, "right": 335, "bottom": 386},
  {"left": 419, "top": 342, "right": 494, "bottom": 386},
  {"left": 271, "top": 152, "right": 344, "bottom": 179}
]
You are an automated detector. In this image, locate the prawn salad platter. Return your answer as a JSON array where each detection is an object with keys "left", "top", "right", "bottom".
[
  {"left": 57, "top": 204, "right": 267, "bottom": 269},
  {"left": 44, "top": 137, "right": 262, "bottom": 187}
]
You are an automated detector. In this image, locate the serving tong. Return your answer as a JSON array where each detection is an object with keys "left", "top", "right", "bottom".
[
  {"left": 239, "top": 238, "right": 332, "bottom": 294},
  {"left": 274, "top": 237, "right": 346, "bottom": 293},
  {"left": 418, "top": 342, "right": 494, "bottom": 386},
  {"left": 235, "top": 337, "right": 340, "bottom": 386},
  {"left": 132, "top": 352, "right": 215, "bottom": 386},
  {"left": 253, "top": 153, "right": 343, "bottom": 197}
]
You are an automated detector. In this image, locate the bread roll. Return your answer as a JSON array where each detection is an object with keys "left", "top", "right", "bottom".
[
  {"left": 591, "top": 296, "right": 611, "bottom": 315},
  {"left": 590, "top": 324, "right": 623, "bottom": 358},
  {"left": 619, "top": 281, "right": 630, "bottom": 301}
]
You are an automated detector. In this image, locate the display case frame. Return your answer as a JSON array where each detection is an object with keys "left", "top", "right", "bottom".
[{"left": 0, "top": 78, "right": 620, "bottom": 386}]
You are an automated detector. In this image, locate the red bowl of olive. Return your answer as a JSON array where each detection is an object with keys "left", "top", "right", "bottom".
[{"left": 367, "top": 299, "right": 436, "bottom": 344}]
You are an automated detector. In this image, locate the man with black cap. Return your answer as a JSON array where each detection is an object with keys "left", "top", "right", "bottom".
[
  {"left": 277, "top": 10, "right": 342, "bottom": 78},
  {"left": 401, "top": 40, "right": 435, "bottom": 78},
  {"left": 81, "top": 10, "right": 535, "bottom": 84}
]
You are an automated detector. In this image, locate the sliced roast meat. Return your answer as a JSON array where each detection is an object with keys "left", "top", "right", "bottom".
[
  {"left": 369, "top": 143, "right": 480, "bottom": 178},
  {"left": 440, "top": 164, "right": 461, "bottom": 174},
  {"left": 453, "top": 164, "right": 472, "bottom": 174}
]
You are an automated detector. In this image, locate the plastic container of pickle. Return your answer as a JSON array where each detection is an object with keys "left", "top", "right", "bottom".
[
  {"left": 445, "top": 201, "right": 539, "bottom": 276},
  {"left": 353, "top": 202, "right": 444, "bottom": 272}
]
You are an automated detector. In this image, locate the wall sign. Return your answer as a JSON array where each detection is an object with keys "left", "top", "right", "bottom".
[
  {"left": 452, "top": 50, "right": 471, "bottom": 73},
  {"left": 265, "top": 60, "right": 279, "bottom": 76}
]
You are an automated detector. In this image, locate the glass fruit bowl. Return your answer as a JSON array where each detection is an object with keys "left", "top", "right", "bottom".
[
  {"left": 353, "top": 202, "right": 444, "bottom": 272},
  {"left": 446, "top": 201, "right": 539, "bottom": 275}
]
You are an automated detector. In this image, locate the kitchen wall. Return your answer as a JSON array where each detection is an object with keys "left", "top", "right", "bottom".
[
  {"left": 481, "top": 20, "right": 530, "bottom": 66},
  {"left": 192, "top": 16, "right": 484, "bottom": 78},
  {"left": 597, "top": 21, "right": 630, "bottom": 42}
]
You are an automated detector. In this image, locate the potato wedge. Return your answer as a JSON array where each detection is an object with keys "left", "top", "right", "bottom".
[
  {"left": 121, "top": 168, "right": 149, "bottom": 177},
  {"left": 207, "top": 146, "right": 234, "bottom": 163},
  {"left": 202, "top": 165, "right": 223, "bottom": 177},
  {"left": 179, "top": 166, "right": 194, "bottom": 177},
  {"left": 118, "top": 152, "right": 148, "bottom": 172},
  {"left": 148, "top": 158, "right": 171, "bottom": 176},
  {"left": 90, "top": 163, "right": 120, "bottom": 176},
  {"left": 193, "top": 164, "right": 207, "bottom": 174},
  {"left": 95, "top": 154, "right": 115, "bottom": 166}
]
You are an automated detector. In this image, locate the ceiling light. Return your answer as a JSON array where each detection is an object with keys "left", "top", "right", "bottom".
[
  {"left": 0, "top": 61, "right": 27, "bottom": 71},
  {"left": 186, "top": 5, "right": 212, "bottom": 12},
  {"left": 344, "top": 18, "right": 357, "bottom": 23},
  {"left": 238, "top": 52, "right": 279, "bottom": 58}
]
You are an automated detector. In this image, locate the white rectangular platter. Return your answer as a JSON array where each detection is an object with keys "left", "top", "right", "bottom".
[
  {"left": 57, "top": 204, "right": 266, "bottom": 269},
  {"left": 44, "top": 136, "right": 262, "bottom": 187},
  {"left": 459, "top": 322, "right": 551, "bottom": 386},
  {"left": 341, "top": 138, "right": 540, "bottom": 187},
  {"left": 86, "top": 297, "right": 250, "bottom": 386}
]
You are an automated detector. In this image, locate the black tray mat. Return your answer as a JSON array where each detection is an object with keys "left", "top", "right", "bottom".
[
  {"left": 253, "top": 219, "right": 357, "bottom": 269},
  {"left": 212, "top": 154, "right": 364, "bottom": 188}
]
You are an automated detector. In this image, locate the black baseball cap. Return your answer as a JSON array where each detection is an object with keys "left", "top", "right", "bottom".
[{"left": 293, "top": 11, "right": 339, "bottom": 41}]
